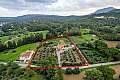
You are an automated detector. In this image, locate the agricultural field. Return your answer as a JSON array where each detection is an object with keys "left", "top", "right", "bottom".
[
  {"left": 61, "top": 48, "right": 85, "bottom": 66},
  {"left": 33, "top": 36, "right": 88, "bottom": 66},
  {"left": 70, "top": 34, "right": 98, "bottom": 44},
  {"left": 0, "top": 43, "right": 38, "bottom": 62},
  {"left": 80, "top": 29, "right": 91, "bottom": 34},
  {"left": 68, "top": 29, "right": 116, "bottom": 64},
  {"left": 81, "top": 50, "right": 108, "bottom": 64},
  {"left": 70, "top": 35, "right": 106, "bottom": 64},
  {"left": 47, "top": 38, "right": 71, "bottom": 46},
  {"left": 33, "top": 38, "right": 71, "bottom": 65}
]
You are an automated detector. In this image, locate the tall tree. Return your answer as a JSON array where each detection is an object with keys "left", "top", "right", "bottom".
[{"left": 0, "top": 42, "right": 6, "bottom": 52}]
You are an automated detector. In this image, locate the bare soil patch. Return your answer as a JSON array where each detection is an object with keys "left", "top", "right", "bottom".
[
  {"left": 107, "top": 41, "right": 120, "bottom": 48},
  {"left": 117, "top": 33, "right": 120, "bottom": 35},
  {"left": 111, "top": 65, "right": 120, "bottom": 74},
  {"left": 63, "top": 72, "right": 85, "bottom": 80}
]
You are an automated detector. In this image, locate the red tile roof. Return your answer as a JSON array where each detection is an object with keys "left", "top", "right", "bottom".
[
  {"left": 21, "top": 51, "right": 32, "bottom": 58},
  {"left": 58, "top": 44, "right": 64, "bottom": 49}
]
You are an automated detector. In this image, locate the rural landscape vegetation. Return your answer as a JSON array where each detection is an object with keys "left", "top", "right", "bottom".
[{"left": 0, "top": 0, "right": 120, "bottom": 80}]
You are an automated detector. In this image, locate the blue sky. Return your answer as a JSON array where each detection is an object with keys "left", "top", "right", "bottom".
[{"left": 0, "top": 0, "right": 120, "bottom": 17}]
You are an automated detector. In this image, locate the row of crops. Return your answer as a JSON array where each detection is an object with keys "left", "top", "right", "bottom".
[
  {"left": 61, "top": 48, "right": 86, "bottom": 66},
  {"left": 35, "top": 46, "right": 56, "bottom": 60},
  {"left": 33, "top": 36, "right": 88, "bottom": 67},
  {"left": 81, "top": 50, "right": 109, "bottom": 64}
]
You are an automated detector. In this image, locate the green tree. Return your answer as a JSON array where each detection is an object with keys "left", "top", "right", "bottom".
[
  {"left": 0, "top": 42, "right": 6, "bottom": 52},
  {"left": 7, "top": 41, "right": 13, "bottom": 49},
  {"left": 12, "top": 41, "right": 17, "bottom": 48},
  {"left": 65, "top": 68, "right": 73, "bottom": 74},
  {"left": 17, "top": 39, "right": 23, "bottom": 47},
  {"left": 95, "top": 40, "right": 107, "bottom": 50},
  {"left": 97, "top": 66, "right": 115, "bottom": 80},
  {"left": 84, "top": 69, "right": 104, "bottom": 80},
  {"left": 72, "top": 68, "right": 80, "bottom": 74}
]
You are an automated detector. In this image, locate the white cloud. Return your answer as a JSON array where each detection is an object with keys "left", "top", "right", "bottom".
[
  {"left": 46, "top": 0, "right": 120, "bottom": 16},
  {"left": 0, "top": 0, "right": 120, "bottom": 16}
]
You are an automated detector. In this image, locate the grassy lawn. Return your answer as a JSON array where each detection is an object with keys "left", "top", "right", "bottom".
[
  {"left": 70, "top": 34, "right": 98, "bottom": 44},
  {"left": 80, "top": 29, "right": 91, "bottom": 34},
  {"left": 0, "top": 43, "right": 38, "bottom": 62},
  {"left": 47, "top": 38, "right": 70, "bottom": 46},
  {"left": 82, "top": 34, "right": 97, "bottom": 41}
]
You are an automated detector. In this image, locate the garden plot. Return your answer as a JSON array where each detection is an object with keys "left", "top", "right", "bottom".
[
  {"left": 61, "top": 48, "right": 84, "bottom": 66},
  {"left": 33, "top": 38, "right": 86, "bottom": 67},
  {"left": 33, "top": 38, "right": 69, "bottom": 64},
  {"left": 34, "top": 46, "right": 56, "bottom": 60}
]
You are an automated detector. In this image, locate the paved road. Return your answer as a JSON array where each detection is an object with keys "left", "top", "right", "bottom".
[
  {"left": 1, "top": 61, "right": 120, "bottom": 70},
  {"left": 30, "top": 61, "right": 120, "bottom": 70},
  {"left": 62, "top": 61, "right": 120, "bottom": 69}
]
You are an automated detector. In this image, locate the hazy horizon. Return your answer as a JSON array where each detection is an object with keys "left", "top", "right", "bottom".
[{"left": 0, "top": 0, "right": 120, "bottom": 17}]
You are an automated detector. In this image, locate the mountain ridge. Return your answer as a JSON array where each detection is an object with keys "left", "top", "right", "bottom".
[{"left": 94, "top": 7, "right": 116, "bottom": 14}]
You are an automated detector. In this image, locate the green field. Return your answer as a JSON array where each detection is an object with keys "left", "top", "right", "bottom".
[
  {"left": 80, "top": 29, "right": 91, "bottom": 34},
  {"left": 0, "top": 43, "right": 38, "bottom": 62},
  {"left": 47, "top": 38, "right": 71, "bottom": 46},
  {"left": 70, "top": 34, "right": 98, "bottom": 44}
]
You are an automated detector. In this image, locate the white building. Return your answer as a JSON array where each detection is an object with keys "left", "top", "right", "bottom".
[{"left": 19, "top": 50, "right": 35, "bottom": 63}]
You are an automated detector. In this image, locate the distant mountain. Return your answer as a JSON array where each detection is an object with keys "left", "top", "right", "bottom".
[
  {"left": 0, "top": 14, "right": 81, "bottom": 23},
  {"left": 107, "top": 9, "right": 120, "bottom": 14},
  {"left": 94, "top": 7, "right": 116, "bottom": 14},
  {"left": 0, "top": 7, "right": 120, "bottom": 23},
  {"left": 15, "top": 14, "right": 81, "bottom": 22},
  {"left": 90, "top": 9, "right": 120, "bottom": 18},
  {"left": 0, "top": 17, "right": 13, "bottom": 22}
]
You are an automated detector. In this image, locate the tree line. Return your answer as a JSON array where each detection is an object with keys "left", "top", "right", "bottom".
[{"left": 0, "top": 33, "right": 43, "bottom": 52}]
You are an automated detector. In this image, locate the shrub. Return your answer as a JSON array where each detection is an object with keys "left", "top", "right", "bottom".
[
  {"left": 72, "top": 68, "right": 80, "bottom": 74},
  {"left": 65, "top": 68, "right": 73, "bottom": 74}
]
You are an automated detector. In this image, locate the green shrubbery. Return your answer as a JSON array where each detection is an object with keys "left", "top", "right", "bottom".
[
  {"left": 78, "top": 40, "right": 120, "bottom": 64},
  {"left": 65, "top": 68, "right": 80, "bottom": 74},
  {"left": 84, "top": 66, "right": 116, "bottom": 80}
]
